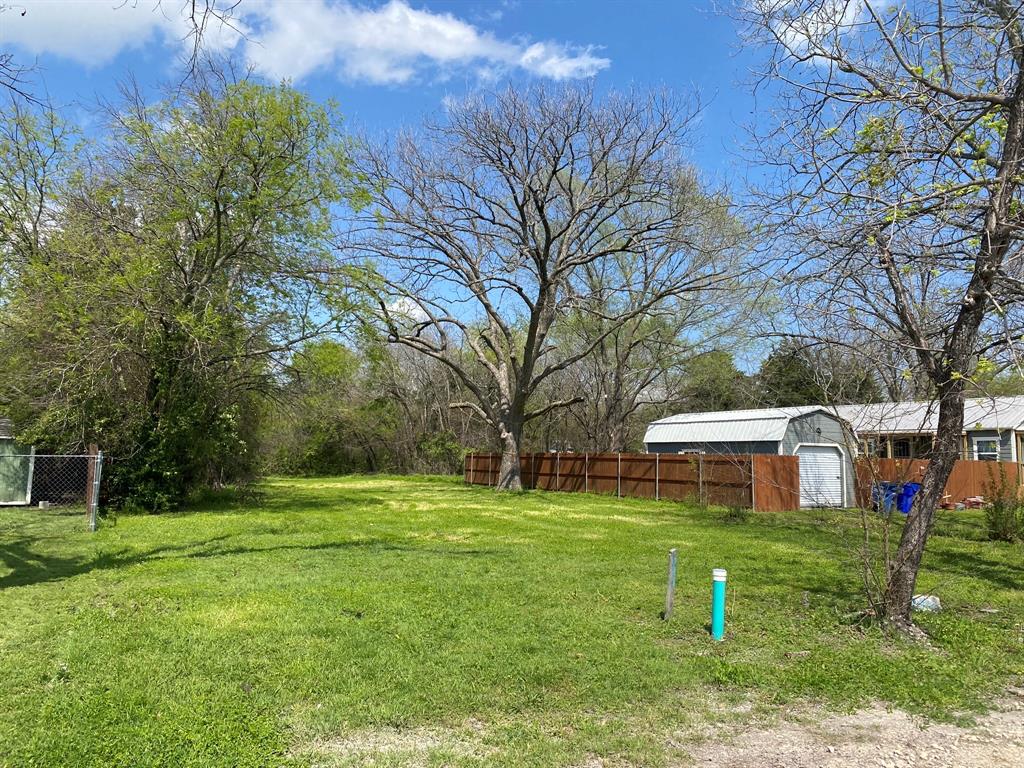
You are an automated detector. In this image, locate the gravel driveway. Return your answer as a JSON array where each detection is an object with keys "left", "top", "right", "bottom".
[{"left": 688, "top": 689, "right": 1024, "bottom": 767}]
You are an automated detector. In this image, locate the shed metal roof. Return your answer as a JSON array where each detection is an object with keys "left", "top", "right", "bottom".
[
  {"left": 832, "top": 396, "right": 1024, "bottom": 434},
  {"left": 644, "top": 406, "right": 832, "bottom": 445}
]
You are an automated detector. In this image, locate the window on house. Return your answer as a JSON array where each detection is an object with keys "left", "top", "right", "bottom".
[
  {"left": 973, "top": 437, "right": 999, "bottom": 462},
  {"left": 913, "top": 437, "right": 933, "bottom": 459},
  {"left": 893, "top": 440, "right": 911, "bottom": 458}
]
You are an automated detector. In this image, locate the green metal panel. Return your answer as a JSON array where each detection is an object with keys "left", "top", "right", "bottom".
[{"left": 0, "top": 439, "right": 33, "bottom": 504}]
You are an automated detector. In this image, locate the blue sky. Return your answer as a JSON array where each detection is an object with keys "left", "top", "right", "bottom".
[{"left": 0, "top": 0, "right": 761, "bottom": 181}]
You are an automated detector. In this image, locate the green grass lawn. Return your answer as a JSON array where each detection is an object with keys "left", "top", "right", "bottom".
[{"left": 1, "top": 476, "right": 1022, "bottom": 767}]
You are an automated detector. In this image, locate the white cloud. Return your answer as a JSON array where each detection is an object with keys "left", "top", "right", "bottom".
[
  {"left": 0, "top": 0, "right": 244, "bottom": 67},
  {"left": 771, "top": 0, "right": 866, "bottom": 54},
  {"left": 0, "top": 1, "right": 171, "bottom": 66},
  {"left": 517, "top": 42, "right": 609, "bottom": 80},
  {"left": 0, "top": 0, "right": 608, "bottom": 84},
  {"left": 242, "top": 0, "right": 609, "bottom": 84},
  {"left": 387, "top": 296, "right": 430, "bottom": 322}
]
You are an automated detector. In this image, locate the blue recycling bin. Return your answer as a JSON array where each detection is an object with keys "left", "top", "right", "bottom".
[
  {"left": 872, "top": 482, "right": 900, "bottom": 514},
  {"left": 896, "top": 482, "right": 922, "bottom": 515}
]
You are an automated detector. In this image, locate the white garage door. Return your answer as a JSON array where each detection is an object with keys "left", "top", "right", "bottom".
[{"left": 796, "top": 445, "right": 844, "bottom": 507}]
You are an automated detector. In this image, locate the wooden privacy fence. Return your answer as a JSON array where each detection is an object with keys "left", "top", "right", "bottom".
[
  {"left": 464, "top": 452, "right": 800, "bottom": 512},
  {"left": 855, "top": 457, "right": 1020, "bottom": 506}
]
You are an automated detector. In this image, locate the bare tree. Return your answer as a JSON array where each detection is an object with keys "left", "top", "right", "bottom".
[
  {"left": 552, "top": 213, "right": 750, "bottom": 452},
  {"left": 0, "top": 93, "right": 72, "bottom": 294},
  {"left": 739, "top": 0, "right": 1024, "bottom": 628},
  {"left": 0, "top": 4, "right": 35, "bottom": 101},
  {"left": 174, "top": 1, "right": 244, "bottom": 75},
  {"left": 350, "top": 86, "right": 741, "bottom": 489}
]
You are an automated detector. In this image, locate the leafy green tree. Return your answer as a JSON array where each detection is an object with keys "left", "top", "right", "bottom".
[
  {"left": 755, "top": 342, "right": 883, "bottom": 407},
  {"left": 756, "top": 343, "right": 826, "bottom": 407},
  {"left": 265, "top": 339, "right": 399, "bottom": 475},
  {"left": 0, "top": 94, "right": 73, "bottom": 303},
  {"left": 0, "top": 71, "right": 361, "bottom": 509},
  {"left": 674, "top": 351, "right": 751, "bottom": 412}
]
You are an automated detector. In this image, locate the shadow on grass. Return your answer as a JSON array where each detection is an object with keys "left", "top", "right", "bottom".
[
  {"left": 0, "top": 535, "right": 496, "bottom": 590},
  {"left": 156, "top": 490, "right": 391, "bottom": 520},
  {"left": 924, "top": 546, "right": 1024, "bottom": 591}
]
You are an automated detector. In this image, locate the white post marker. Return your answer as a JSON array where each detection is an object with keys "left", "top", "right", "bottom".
[{"left": 663, "top": 548, "right": 678, "bottom": 621}]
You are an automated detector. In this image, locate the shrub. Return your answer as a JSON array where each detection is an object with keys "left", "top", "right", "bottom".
[
  {"left": 983, "top": 462, "right": 1024, "bottom": 542},
  {"left": 985, "top": 496, "right": 1024, "bottom": 542},
  {"left": 722, "top": 505, "right": 752, "bottom": 525}
]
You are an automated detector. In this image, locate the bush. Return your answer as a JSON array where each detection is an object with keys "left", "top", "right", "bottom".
[
  {"left": 721, "top": 505, "right": 752, "bottom": 525},
  {"left": 983, "top": 463, "right": 1024, "bottom": 542},
  {"left": 985, "top": 496, "right": 1024, "bottom": 542}
]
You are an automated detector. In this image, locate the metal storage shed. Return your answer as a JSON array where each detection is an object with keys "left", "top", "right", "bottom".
[
  {"left": 0, "top": 418, "right": 35, "bottom": 506},
  {"left": 644, "top": 406, "right": 856, "bottom": 507}
]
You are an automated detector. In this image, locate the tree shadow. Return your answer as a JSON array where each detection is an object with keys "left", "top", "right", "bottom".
[
  {"left": 924, "top": 547, "right": 1024, "bottom": 591},
  {"left": 0, "top": 534, "right": 495, "bottom": 590},
  {"left": 168, "top": 488, "right": 389, "bottom": 517}
]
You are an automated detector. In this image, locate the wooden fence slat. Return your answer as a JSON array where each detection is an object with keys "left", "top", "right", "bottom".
[
  {"left": 464, "top": 451, "right": 803, "bottom": 511},
  {"left": 856, "top": 456, "right": 1018, "bottom": 506}
]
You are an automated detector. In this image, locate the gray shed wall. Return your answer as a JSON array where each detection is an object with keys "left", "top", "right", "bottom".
[
  {"left": 645, "top": 440, "right": 779, "bottom": 455},
  {"left": 781, "top": 412, "right": 857, "bottom": 507}
]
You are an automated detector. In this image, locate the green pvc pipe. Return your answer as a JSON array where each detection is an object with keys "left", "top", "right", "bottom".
[{"left": 711, "top": 568, "right": 727, "bottom": 641}]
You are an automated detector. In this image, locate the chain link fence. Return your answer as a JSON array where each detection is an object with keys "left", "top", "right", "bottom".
[{"left": 0, "top": 449, "right": 104, "bottom": 530}]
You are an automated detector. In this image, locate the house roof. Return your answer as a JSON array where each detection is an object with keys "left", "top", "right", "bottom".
[
  {"left": 644, "top": 406, "right": 834, "bottom": 445},
  {"left": 832, "top": 396, "right": 1024, "bottom": 434}
]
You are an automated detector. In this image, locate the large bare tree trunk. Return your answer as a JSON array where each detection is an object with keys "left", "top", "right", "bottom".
[{"left": 496, "top": 413, "right": 523, "bottom": 491}]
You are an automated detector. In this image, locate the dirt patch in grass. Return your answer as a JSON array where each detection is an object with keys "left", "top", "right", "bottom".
[
  {"left": 290, "top": 690, "right": 1024, "bottom": 767},
  {"left": 296, "top": 719, "right": 496, "bottom": 767},
  {"left": 686, "top": 690, "right": 1024, "bottom": 768}
]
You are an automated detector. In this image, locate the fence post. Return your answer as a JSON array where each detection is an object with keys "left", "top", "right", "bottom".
[
  {"left": 655, "top": 453, "right": 660, "bottom": 501},
  {"left": 585, "top": 453, "right": 589, "bottom": 493},
  {"left": 617, "top": 452, "right": 621, "bottom": 498},
  {"left": 698, "top": 453, "right": 705, "bottom": 506},
  {"left": 85, "top": 444, "right": 102, "bottom": 532},
  {"left": 556, "top": 451, "right": 560, "bottom": 491},
  {"left": 749, "top": 455, "right": 756, "bottom": 511},
  {"left": 532, "top": 452, "right": 537, "bottom": 489},
  {"left": 24, "top": 447, "right": 36, "bottom": 506}
]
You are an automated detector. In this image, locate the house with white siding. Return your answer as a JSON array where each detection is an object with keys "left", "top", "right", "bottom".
[{"left": 831, "top": 397, "right": 1024, "bottom": 464}]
